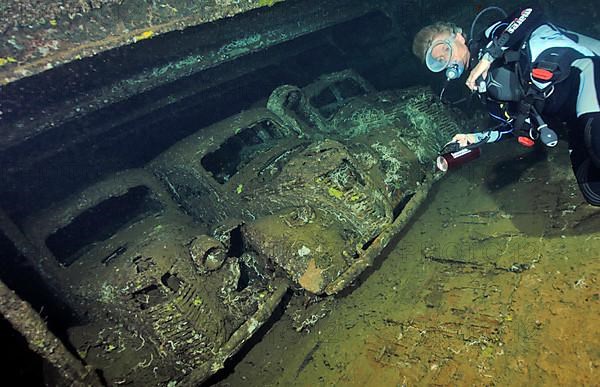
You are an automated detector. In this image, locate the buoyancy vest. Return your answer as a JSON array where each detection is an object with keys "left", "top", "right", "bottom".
[{"left": 480, "top": 23, "right": 600, "bottom": 146}]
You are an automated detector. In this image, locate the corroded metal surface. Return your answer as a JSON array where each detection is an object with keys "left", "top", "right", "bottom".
[
  {"left": 0, "top": 0, "right": 285, "bottom": 85},
  {"left": 242, "top": 139, "right": 393, "bottom": 294},
  {"left": 148, "top": 108, "right": 297, "bottom": 225},
  {"left": 245, "top": 73, "right": 459, "bottom": 294},
  {"left": 0, "top": 0, "right": 382, "bottom": 153}
]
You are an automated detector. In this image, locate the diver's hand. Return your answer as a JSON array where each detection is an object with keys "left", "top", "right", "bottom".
[
  {"left": 465, "top": 57, "right": 492, "bottom": 91},
  {"left": 452, "top": 133, "right": 477, "bottom": 147}
]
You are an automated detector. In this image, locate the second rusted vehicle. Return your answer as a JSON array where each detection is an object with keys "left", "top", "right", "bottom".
[{"left": 20, "top": 169, "right": 287, "bottom": 385}]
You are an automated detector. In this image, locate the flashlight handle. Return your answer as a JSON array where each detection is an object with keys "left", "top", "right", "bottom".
[{"left": 437, "top": 147, "right": 481, "bottom": 171}]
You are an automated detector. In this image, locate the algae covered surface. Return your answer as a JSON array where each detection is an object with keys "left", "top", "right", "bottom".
[{"left": 216, "top": 138, "right": 600, "bottom": 386}]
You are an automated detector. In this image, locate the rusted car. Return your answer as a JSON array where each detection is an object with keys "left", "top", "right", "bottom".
[
  {"left": 20, "top": 169, "right": 287, "bottom": 385},
  {"left": 149, "top": 70, "right": 461, "bottom": 295}
]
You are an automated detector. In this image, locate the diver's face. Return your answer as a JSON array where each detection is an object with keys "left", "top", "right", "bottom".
[
  {"left": 429, "top": 33, "right": 453, "bottom": 64},
  {"left": 428, "top": 32, "right": 470, "bottom": 70}
]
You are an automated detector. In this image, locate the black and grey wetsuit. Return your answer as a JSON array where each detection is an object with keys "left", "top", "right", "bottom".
[{"left": 469, "top": 6, "right": 600, "bottom": 205}]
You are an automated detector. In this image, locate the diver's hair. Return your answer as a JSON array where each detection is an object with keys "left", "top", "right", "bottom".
[{"left": 412, "top": 22, "right": 463, "bottom": 62}]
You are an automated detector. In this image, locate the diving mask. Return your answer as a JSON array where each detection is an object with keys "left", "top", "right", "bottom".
[{"left": 425, "top": 34, "right": 465, "bottom": 80}]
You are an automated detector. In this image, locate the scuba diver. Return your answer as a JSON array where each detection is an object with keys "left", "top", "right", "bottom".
[{"left": 412, "top": 6, "right": 600, "bottom": 205}]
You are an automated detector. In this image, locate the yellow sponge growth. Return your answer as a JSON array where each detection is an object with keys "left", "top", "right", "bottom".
[
  {"left": 259, "top": 0, "right": 281, "bottom": 7},
  {"left": 328, "top": 187, "right": 344, "bottom": 199},
  {"left": 133, "top": 30, "right": 154, "bottom": 43},
  {"left": 0, "top": 57, "right": 17, "bottom": 66}
]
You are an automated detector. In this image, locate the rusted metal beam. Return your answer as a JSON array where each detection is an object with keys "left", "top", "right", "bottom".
[
  {"left": 0, "top": 0, "right": 384, "bottom": 152},
  {"left": 0, "top": 279, "right": 102, "bottom": 386},
  {"left": 0, "top": 0, "right": 286, "bottom": 85}
]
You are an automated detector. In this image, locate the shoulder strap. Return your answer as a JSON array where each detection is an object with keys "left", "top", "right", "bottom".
[{"left": 483, "top": 7, "right": 545, "bottom": 59}]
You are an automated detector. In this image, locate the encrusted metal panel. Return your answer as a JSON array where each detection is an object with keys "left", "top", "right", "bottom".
[
  {"left": 245, "top": 74, "right": 462, "bottom": 294},
  {"left": 148, "top": 108, "right": 300, "bottom": 225},
  {"left": 0, "top": 0, "right": 290, "bottom": 85},
  {"left": 242, "top": 140, "right": 393, "bottom": 294},
  {"left": 0, "top": 0, "right": 384, "bottom": 152}
]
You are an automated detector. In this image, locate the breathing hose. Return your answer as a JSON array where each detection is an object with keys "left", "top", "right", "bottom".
[{"left": 469, "top": 6, "right": 508, "bottom": 42}]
